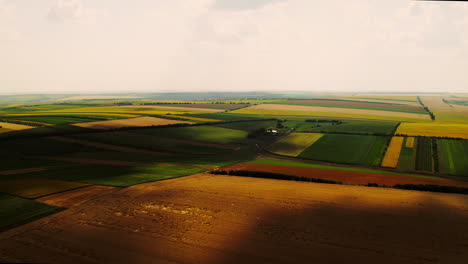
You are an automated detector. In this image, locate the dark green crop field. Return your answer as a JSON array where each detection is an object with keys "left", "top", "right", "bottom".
[
  {"left": 298, "top": 134, "right": 389, "bottom": 166},
  {"left": 212, "top": 120, "right": 278, "bottom": 132},
  {"left": 438, "top": 139, "right": 468, "bottom": 177},
  {"left": 0, "top": 194, "right": 61, "bottom": 230},
  {"left": 280, "top": 118, "right": 398, "bottom": 135},
  {"left": 415, "top": 137, "right": 433, "bottom": 172},
  {"left": 0, "top": 116, "right": 104, "bottom": 125},
  {"left": 397, "top": 137, "right": 416, "bottom": 171}
]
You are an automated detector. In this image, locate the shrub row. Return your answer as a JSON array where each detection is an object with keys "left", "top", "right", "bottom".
[{"left": 210, "top": 170, "right": 343, "bottom": 184}]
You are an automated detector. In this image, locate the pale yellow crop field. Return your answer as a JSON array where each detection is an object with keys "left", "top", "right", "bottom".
[
  {"left": 73, "top": 116, "right": 193, "bottom": 130},
  {"left": 0, "top": 122, "right": 33, "bottom": 131},
  {"left": 397, "top": 123, "right": 468, "bottom": 139},
  {"left": 405, "top": 137, "right": 415, "bottom": 148},
  {"left": 232, "top": 104, "right": 431, "bottom": 122},
  {"left": 381, "top": 136, "right": 404, "bottom": 168},
  {"left": 267, "top": 133, "right": 324, "bottom": 156}
]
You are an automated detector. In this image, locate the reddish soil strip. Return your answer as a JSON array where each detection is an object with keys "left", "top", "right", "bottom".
[
  {"left": 222, "top": 163, "right": 468, "bottom": 188},
  {"left": 37, "top": 185, "right": 118, "bottom": 208},
  {"left": 0, "top": 167, "right": 48, "bottom": 175},
  {"left": 1, "top": 174, "right": 467, "bottom": 263},
  {"left": 280, "top": 100, "right": 424, "bottom": 112},
  {"left": 50, "top": 136, "right": 172, "bottom": 156}
]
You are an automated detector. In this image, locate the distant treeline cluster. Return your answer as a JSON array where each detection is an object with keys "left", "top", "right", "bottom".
[
  {"left": 210, "top": 170, "right": 468, "bottom": 195},
  {"left": 417, "top": 96, "right": 435, "bottom": 120}
]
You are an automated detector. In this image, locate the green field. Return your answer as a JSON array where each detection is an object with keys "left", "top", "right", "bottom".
[
  {"left": 438, "top": 139, "right": 468, "bottom": 176},
  {"left": 0, "top": 137, "right": 102, "bottom": 156},
  {"left": 133, "top": 126, "right": 248, "bottom": 144},
  {"left": 10, "top": 164, "right": 206, "bottom": 187},
  {"left": 415, "top": 137, "right": 433, "bottom": 172},
  {"left": 0, "top": 116, "right": 105, "bottom": 125},
  {"left": 0, "top": 179, "right": 90, "bottom": 199},
  {"left": 183, "top": 112, "right": 269, "bottom": 121},
  {"left": 212, "top": 120, "right": 278, "bottom": 132},
  {"left": 397, "top": 137, "right": 416, "bottom": 171},
  {"left": 281, "top": 118, "right": 398, "bottom": 135},
  {"left": 267, "top": 133, "right": 324, "bottom": 156},
  {"left": 298, "top": 134, "right": 389, "bottom": 166},
  {"left": 0, "top": 194, "right": 61, "bottom": 230}
]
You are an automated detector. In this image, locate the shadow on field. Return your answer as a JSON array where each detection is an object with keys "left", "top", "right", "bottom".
[{"left": 1, "top": 177, "right": 468, "bottom": 264}]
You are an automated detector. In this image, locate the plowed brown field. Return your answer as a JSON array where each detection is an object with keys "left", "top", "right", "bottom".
[
  {"left": 0, "top": 174, "right": 467, "bottom": 264},
  {"left": 223, "top": 163, "right": 468, "bottom": 187}
]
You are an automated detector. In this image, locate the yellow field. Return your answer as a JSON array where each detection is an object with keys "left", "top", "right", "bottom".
[
  {"left": 232, "top": 104, "right": 431, "bottom": 122},
  {"left": 37, "top": 106, "right": 216, "bottom": 116},
  {"left": 381, "top": 136, "right": 404, "bottom": 168},
  {"left": 0, "top": 121, "right": 34, "bottom": 131},
  {"left": 73, "top": 116, "right": 193, "bottom": 130},
  {"left": 267, "top": 133, "right": 324, "bottom": 156},
  {"left": 397, "top": 123, "right": 468, "bottom": 139},
  {"left": 3, "top": 113, "right": 139, "bottom": 118},
  {"left": 405, "top": 137, "right": 415, "bottom": 148}
]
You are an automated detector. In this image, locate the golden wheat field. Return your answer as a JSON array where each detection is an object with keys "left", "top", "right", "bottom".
[
  {"left": 397, "top": 123, "right": 468, "bottom": 139},
  {"left": 405, "top": 137, "right": 415, "bottom": 148},
  {"left": 0, "top": 121, "right": 33, "bottom": 131},
  {"left": 267, "top": 133, "right": 324, "bottom": 156},
  {"left": 381, "top": 136, "right": 405, "bottom": 168}
]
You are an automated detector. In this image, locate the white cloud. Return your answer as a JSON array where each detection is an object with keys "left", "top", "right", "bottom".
[
  {"left": 213, "top": 0, "right": 286, "bottom": 10},
  {"left": 0, "top": 1, "right": 21, "bottom": 42}
]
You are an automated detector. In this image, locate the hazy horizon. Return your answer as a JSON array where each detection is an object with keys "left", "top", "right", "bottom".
[{"left": 1, "top": 0, "right": 468, "bottom": 94}]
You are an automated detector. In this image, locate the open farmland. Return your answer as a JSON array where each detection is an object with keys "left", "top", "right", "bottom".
[
  {"left": 287, "top": 119, "right": 398, "bottom": 135},
  {"left": 397, "top": 137, "right": 416, "bottom": 171},
  {"left": 73, "top": 116, "right": 192, "bottom": 129},
  {"left": 438, "top": 139, "right": 468, "bottom": 177},
  {"left": 232, "top": 104, "right": 431, "bottom": 122},
  {"left": 1, "top": 174, "right": 468, "bottom": 264},
  {"left": 225, "top": 162, "right": 467, "bottom": 187},
  {"left": 0, "top": 179, "right": 90, "bottom": 199},
  {"left": 0, "top": 121, "right": 33, "bottom": 131},
  {"left": 267, "top": 133, "right": 324, "bottom": 156},
  {"left": 0, "top": 115, "right": 106, "bottom": 125},
  {"left": 0, "top": 194, "right": 61, "bottom": 230},
  {"left": 298, "top": 134, "right": 389, "bottom": 166},
  {"left": 415, "top": 137, "right": 434, "bottom": 172},
  {"left": 272, "top": 99, "right": 426, "bottom": 113},
  {"left": 381, "top": 137, "right": 404, "bottom": 168},
  {"left": 143, "top": 103, "right": 249, "bottom": 110},
  {"left": 397, "top": 122, "right": 468, "bottom": 139}
]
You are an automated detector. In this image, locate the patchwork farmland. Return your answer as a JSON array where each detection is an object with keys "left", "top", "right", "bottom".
[{"left": 1, "top": 93, "right": 467, "bottom": 264}]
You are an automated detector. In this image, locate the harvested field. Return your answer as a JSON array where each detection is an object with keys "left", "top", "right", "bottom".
[
  {"left": 37, "top": 185, "right": 118, "bottom": 208},
  {"left": 0, "top": 179, "right": 90, "bottom": 199},
  {"left": 233, "top": 104, "right": 431, "bottom": 121},
  {"left": 73, "top": 116, "right": 192, "bottom": 129},
  {"left": 267, "top": 133, "right": 324, "bottom": 156},
  {"left": 397, "top": 122, "right": 468, "bottom": 139},
  {"left": 420, "top": 96, "right": 468, "bottom": 123},
  {"left": 275, "top": 99, "right": 425, "bottom": 112},
  {"left": 223, "top": 163, "right": 468, "bottom": 187},
  {"left": 0, "top": 121, "right": 33, "bottom": 131},
  {"left": 1, "top": 174, "right": 468, "bottom": 264},
  {"left": 381, "top": 136, "right": 404, "bottom": 168}
]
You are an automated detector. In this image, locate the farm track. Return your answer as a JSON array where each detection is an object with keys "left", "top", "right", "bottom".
[
  {"left": 49, "top": 136, "right": 173, "bottom": 156},
  {"left": 37, "top": 185, "right": 119, "bottom": 208},
  {"left": 1, "top": 174, "right": 467, "bottom": 264}
]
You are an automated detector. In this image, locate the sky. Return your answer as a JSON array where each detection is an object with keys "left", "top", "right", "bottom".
[{"left": 0, "top": 0, "right": 467, "bottom": 94}]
